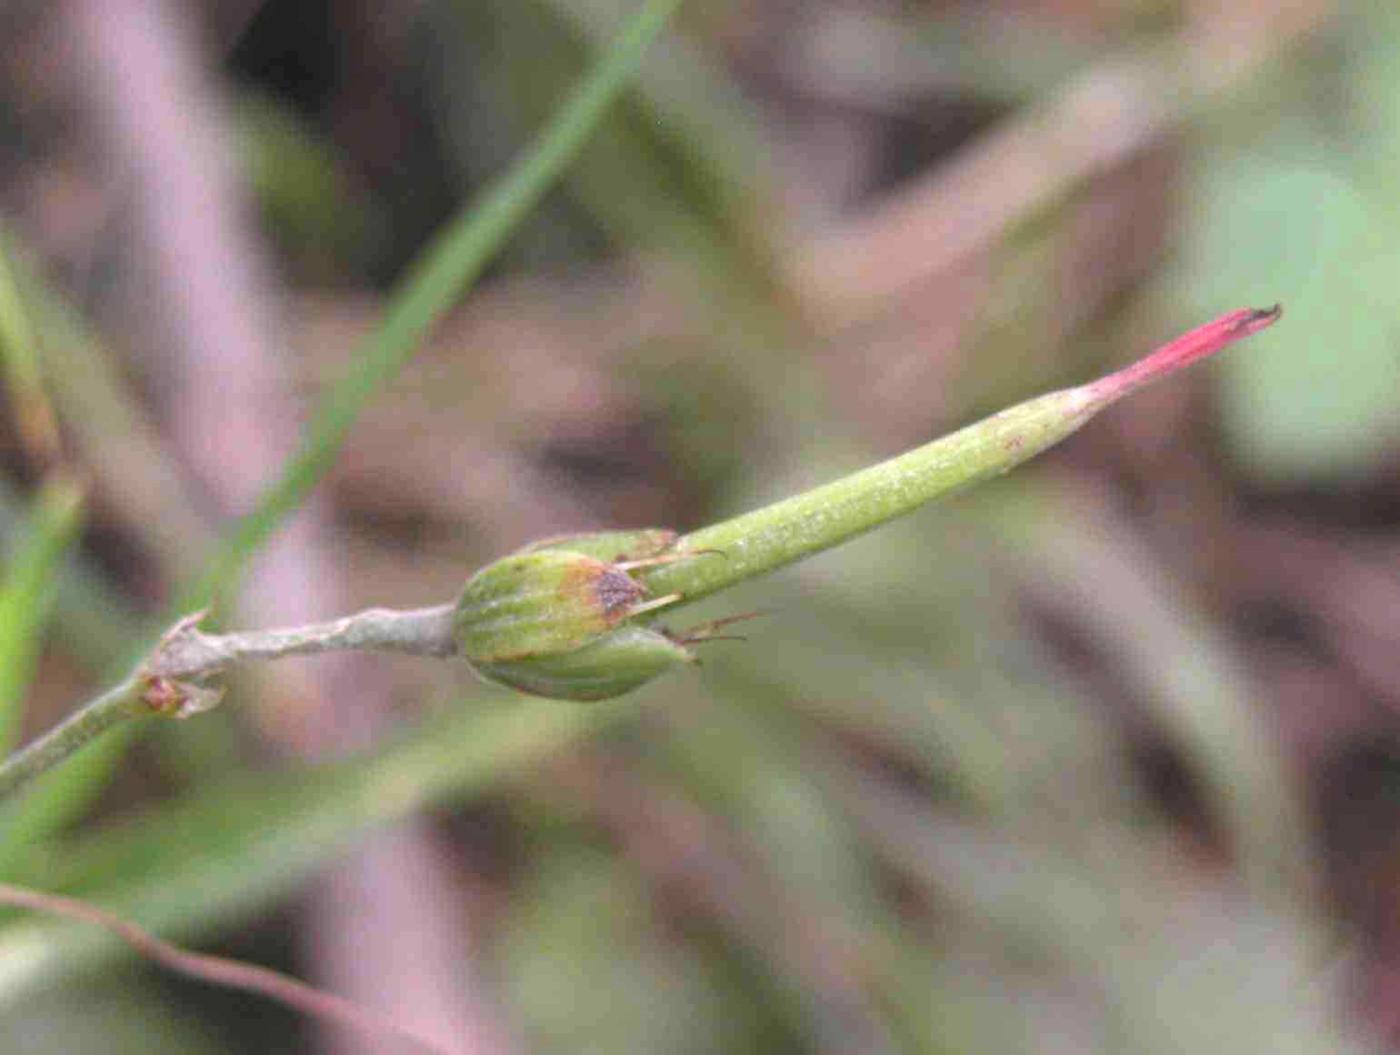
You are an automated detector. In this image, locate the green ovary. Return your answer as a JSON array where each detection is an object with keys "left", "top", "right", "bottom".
[{"left": 473, "top": 625, "right": 693, "bottom": 702}]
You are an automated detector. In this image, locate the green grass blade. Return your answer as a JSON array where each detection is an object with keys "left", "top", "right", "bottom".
[
  {"left": 187, "top": 0, "right": 683, "bottom": 612},
  {"left": 2, "top": 241, "right": 215, "bottom": 584},
  {"left": 0, "top": 0, "right": 681, "bottom": 844},
  {"left": 0, "top": 477, "right": 134, "bottom": 677},
  {"left": 0, "top": 479, "right": 85, "bottom": 753},
  {"left": 0, "top": 232, "right": 59, "bottom": 464}
]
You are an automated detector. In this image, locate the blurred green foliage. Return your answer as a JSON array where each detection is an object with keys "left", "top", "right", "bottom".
[
  {"left": 1180, "top": 1, "right": 1400, "bottom": 481},
  {"left": 0, "top": 1, "right": 1395, "bottom": 1053}
]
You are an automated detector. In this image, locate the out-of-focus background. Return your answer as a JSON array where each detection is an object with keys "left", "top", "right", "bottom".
[{"left": 0, "top": 0, "right": 1397, "bottom": 1051}]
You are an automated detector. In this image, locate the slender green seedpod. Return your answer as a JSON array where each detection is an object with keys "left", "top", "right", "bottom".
[
  {"left": 518, "top": 528, "right": 679, "bottom": 562},
  {"left": 454, "top": 308, "right": 1280, "bottom": 702},
  {"left": 639, "top": 307, "right": 1282, "bottom": 606}
]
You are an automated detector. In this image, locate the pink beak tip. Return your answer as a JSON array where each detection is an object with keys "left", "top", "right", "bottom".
[
  {"left": 1089, "top": 303, "right": 1283, "bottom": 404},
  {"left": 1240, "top": 303, "right": 1283, "bottom": 333}
]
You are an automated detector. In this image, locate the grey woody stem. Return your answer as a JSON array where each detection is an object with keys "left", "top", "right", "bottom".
[
  {"left": 152, "top": 604, "right": 459, "bottom": 677},
  {"left": 0, "top": 604, "right": 458, "bottom": 800}
]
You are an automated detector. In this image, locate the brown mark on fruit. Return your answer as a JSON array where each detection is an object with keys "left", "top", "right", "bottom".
[
  {"left": 593, "top": 565, "right": 647, "bottom": 620},
  {"left": 141, "top": 675, "right": 187, "bottom": 716}
]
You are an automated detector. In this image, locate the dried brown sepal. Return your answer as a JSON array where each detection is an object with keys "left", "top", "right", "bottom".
[{"left": 139, "top": 674, "right": 223, "bottom": 719}]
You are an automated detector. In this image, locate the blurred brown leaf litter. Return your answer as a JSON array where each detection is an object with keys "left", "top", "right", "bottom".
[{"left": 4, "top": 1, "right": 1400, "bottom": 1052}]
